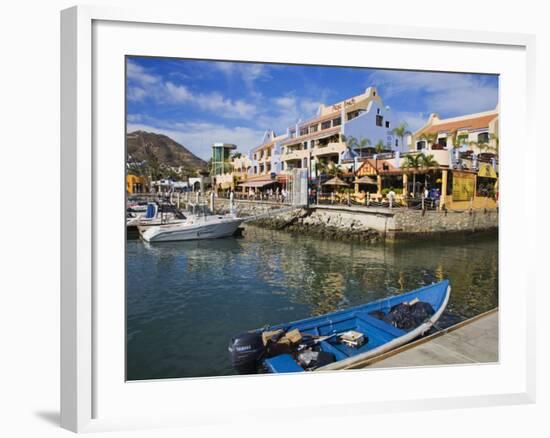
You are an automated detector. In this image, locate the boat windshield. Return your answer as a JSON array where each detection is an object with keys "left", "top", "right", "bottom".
[{"left": 187, "top": 203, "right": 213, "bottom": 217}]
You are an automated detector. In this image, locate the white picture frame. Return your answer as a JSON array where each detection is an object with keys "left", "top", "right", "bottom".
[{"left": 61, "top": 5, "right": 536, "bottom": 433}]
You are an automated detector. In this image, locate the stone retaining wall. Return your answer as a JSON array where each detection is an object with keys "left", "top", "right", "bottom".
[{"left": 214, "top": 199, "right": 498, "bottom": 242}]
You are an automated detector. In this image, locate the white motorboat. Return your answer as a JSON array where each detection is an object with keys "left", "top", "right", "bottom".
[
  {"left": 138, "top": 203, "right": 243, "bottom": 242},
  {"left": 139, "top": 214, "right": 243, "bottom": 242},
  {"left": 127, "top": 201, "right": 187, "bottom": 227}
]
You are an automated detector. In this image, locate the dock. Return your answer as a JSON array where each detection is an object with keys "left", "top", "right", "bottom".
[{"left": 348, "top": 309, "right": 498, "bottom": 369}]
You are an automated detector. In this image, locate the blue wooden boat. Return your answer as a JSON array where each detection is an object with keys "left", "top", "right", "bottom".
[{"left": 228, "top": 280, "right": 450, "bottom": 374}]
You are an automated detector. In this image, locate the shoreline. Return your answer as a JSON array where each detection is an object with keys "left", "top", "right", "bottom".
[{"left": 214, "top": 199, "right": 498, "bottom": 243}]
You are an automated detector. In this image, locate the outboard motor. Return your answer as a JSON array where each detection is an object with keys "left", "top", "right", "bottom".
[{"left": 228, "top": 332, "right": 266, "bottom": 375}]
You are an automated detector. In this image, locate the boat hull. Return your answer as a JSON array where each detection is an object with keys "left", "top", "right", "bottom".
[
  {"left": 139, "top": 217, "right": 244, "bottom": 242},
  {"left": 232, "top": 280, "right": 451, "bottom": 373}
]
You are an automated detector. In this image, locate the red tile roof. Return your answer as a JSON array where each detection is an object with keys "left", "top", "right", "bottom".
[{"left": 418, "top": 113, "right": 497, "bottom": 135}]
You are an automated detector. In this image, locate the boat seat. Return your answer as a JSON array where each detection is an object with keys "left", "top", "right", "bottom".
[
  {"left": 355, "top": 314, "right": 406, "bottom": 338},
  {"left": 264, "top": 354, "right": 304, "bottom": 373}
]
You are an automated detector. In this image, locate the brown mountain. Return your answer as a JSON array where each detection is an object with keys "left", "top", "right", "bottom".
[{"left": 126, "top": 130, "right": 207, "bottom": 173}]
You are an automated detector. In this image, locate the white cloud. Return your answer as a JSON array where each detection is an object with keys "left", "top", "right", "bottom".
[
  {"left": 127, "top": 87, "right": 147, "bottom": 102},
  {"left": 213, "top": 62, "right": 271, "bottom": 89},
  {"left": 127, "top": 60, "right": 160, "bottom": 85},
  {"left": 368, "top": 70, "right": 498, "bottom": 116},
  {"left": 391, "top": 111, "right": 429, "bottom": 132},
  {"left": 127, "top": 119, "right": 264, "bottom": 160},
  {"left": 126, "top": 63, "right": 259, "bottom": 119}
]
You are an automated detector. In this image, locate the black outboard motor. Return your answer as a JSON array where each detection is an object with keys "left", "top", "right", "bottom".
[{"left": 228, "top": 332, "right": 266, "bottom": 374}]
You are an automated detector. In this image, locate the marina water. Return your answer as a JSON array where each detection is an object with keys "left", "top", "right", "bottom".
[{"left": 126, "top": 226, "right": 498, "bottom": 380}]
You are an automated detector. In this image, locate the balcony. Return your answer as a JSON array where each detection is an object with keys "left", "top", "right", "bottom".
[
  {"left": 283, "top": 149, "right": 309, "bottom": 161},
  {"left": 312, "top": 142, "right": 345, "bottom": 157}
]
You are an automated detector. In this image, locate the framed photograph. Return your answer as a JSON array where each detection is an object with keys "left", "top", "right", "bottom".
[{"left": 61, "top": 5, "right": 536, "bottom": 433}]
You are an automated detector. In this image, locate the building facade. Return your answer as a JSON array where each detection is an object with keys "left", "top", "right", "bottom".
[
  {"left": 278, "top": 87, "right": 398, "bottom": 177},
  {"left": 412, "top": 108, "right": 499, "bottom": 155},
  {"left": 211, "top": 143, "right": 237, "bottom": 176},
  {"left": 248, "top": 130, "right": 287, "bottom": 177}
]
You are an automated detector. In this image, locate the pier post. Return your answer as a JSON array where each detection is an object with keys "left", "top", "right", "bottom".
[{"left": 440, "top": 169, "right": 448, "bottom": 211}]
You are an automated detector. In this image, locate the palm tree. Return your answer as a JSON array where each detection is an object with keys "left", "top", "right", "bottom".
[
  {"left": 391, "top": 122, "right": 411, "bottom": 151},
  {"left": 326, "top": 162, "right": 343, "bottom": 178},
  {"left": 419, "top": 132, "right": 438, "bottom": 150},
  {"left": 468, "top": 132, "right": 499, "bottom": 157},
  {"left": 315, "top": 160, "right": 328, "bottom": 178},
  {"left": 489, "top": 133, "right": 499, "bottom": 157},
  {"left": 374, "top": 140, "right": 385, "bottom": 154},
  {"left": 450, "top": 131, "right": 469, "bottom": 150},
  {"left": 421, "top": 153, "right": 439, "bottom": 170},
  {"left": 401, "top": 152, "right": 439, "bottom": 197}
]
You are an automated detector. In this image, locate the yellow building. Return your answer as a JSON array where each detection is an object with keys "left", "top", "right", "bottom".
[
  {"left": 126, "top": 174, "right": 146, "bottom": 193},
  {"left": 411, "top": 108, "right": 499, "bottom": 154}
]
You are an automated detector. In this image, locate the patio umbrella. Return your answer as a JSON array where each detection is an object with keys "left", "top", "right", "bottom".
[{"left": 323, "top": 176, "right": 349, "bottom": 187}]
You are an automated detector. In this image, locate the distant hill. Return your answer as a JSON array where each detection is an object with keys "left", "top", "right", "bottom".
[{"left": 126, "top": 130, "right": 207, "bottom": 175}]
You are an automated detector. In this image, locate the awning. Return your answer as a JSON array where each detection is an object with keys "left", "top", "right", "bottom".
[
  {"left": 239, "top": 180, "right": 275, "bottom": 188},
  {"left": 477, "top": 163, "right": 498, "bottom": 178}
]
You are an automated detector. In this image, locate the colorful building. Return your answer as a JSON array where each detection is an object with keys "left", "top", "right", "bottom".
[
  {"left": 126, "top": 174, "right": 147, "bottom": 193},
  {"left": 277, "top": 87, "right": 398, "bottom": 178},
  {"left": 211, "top": 143, "right": 237, "bottom": 176},
  {"left": 411, "top": 108, "right": 499, "bottom": 155}
]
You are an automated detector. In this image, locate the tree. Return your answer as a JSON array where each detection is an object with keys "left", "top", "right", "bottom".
[
  {"left": 450, "top": 131, "right": 469, "bottom": 150},
  {"left": 474, "top": 133, "right": 499, "bottom": 157},
  {"left": 401, "top": 152, "right": 439, "bottom": 197},
  {"left": 392, "top": 122, "right": 411, "bottom": 151},
  {"left": 232, "top": 152, "right": 242, "bottom": 159},
  {"left": 344, "top": 135, "right": 371, "bottom": 158},
  {"left": 143, "top": 144, "right": 161, "bottom": 181},
  {"left": 490, "top": 133, "right": 499, "bottom": 154},
  {"left": 374, "top": 140, "right": 385, "bottom": 154},
  {"left": 419, "top": 132, "right": 438, "bottom": 149}
]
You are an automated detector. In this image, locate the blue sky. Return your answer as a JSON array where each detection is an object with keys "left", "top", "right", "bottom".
[{"left": 126, "top": 56, "right": 498, "bottom": 160}]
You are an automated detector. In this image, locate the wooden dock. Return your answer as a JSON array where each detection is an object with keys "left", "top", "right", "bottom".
[{"left": 348, "top": 309, "right": 498, "bottom": 369}]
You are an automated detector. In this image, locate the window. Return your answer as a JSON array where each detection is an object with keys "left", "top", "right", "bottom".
[
  {"left": 299, "top": 127, "right": 308, "bottom": 136},
  {"left": 376, "top": 115, "right": 383, "bottom": 127},
  {"left": 385, "top": 121, "right": 390, "bottom": 128},
  {"left": 416, "top": 141, "right": 426, "bottom": 151},
  {"left": 478, "top": 132, "right": 489, "bottom": 143},
  {"left": 321, "top": 120, "right": 331, "bottom": 130},
  {"left": 332, "top": 117, "right": 341, "bottom": 127},
  {"left": 395, "top": 139, "right": 399, "bottom": 147},
  {"left": 377, "top": 108, "right": 380, "bottom": 114},
  {"left": 437, "top": 137, "right": 447, "bottom": 147},
  {"left": 310, "top": 124, "right": 318, "bottom": 133}
]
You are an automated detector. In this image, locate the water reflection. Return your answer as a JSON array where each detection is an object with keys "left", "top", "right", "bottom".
[{"left": 126, "top": 225, "right": 498, "bottom": 380}]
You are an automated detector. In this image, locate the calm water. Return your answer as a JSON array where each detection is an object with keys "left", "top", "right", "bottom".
[{"left": 126, "top": 226, "right": 498, "bottom": 380}]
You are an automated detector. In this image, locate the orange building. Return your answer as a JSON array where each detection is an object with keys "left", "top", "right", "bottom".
[{"left": 126, "top": 174, "right": 146, "bottom": 193}]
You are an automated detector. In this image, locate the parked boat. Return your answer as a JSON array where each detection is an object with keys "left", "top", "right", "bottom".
[
  {"left": 139, "top": 203, "right": 243, "bottom": 242},
  {"left": 228, "top": 280, "right": 450, "bottom": 374},
  {"left": 127, "top": 201, "right": 187, "bottom": 227}
]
